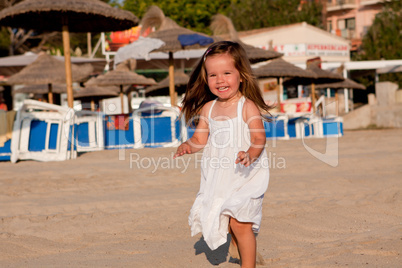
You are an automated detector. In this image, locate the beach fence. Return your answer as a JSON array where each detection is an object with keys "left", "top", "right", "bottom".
[{"left": 1, "top": 100, "right": 343, "bottom": 162}]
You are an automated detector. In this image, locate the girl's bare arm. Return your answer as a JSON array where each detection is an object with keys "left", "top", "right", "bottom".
[
  {"left": 236, "top": 99, "right": 267, "bottom": 167},
  {"left": 174, "top": 104, "right": 210, "bottom": 158}
]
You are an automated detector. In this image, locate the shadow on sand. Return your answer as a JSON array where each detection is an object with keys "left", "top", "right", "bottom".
[{"left": 194, "top": 234, "right": 240, "bottom": 266}]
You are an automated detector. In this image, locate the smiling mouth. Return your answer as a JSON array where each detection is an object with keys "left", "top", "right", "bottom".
[{"left": 217, "top": 87, "right": 228, "bottom": 92}]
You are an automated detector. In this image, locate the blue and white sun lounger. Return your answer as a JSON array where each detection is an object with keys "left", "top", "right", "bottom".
[
  {"left": 74, "top": 110, "right": 105, "bottom": 152},
  {"left": 10, "top": 100, "right": 75, "bottom": 163},
  {"left": 132, "top": 105, "right": 182, "bottom": 148}
]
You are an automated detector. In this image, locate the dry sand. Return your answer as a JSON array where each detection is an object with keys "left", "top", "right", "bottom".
[{"left": 0, "top": 129, "right": 401, "bottom": 267}]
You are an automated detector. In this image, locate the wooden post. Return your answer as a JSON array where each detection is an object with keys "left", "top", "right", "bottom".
[
  {"left": 91, "top": 99, "right": 95, "bottom": 111},
  {"left": 168, "top": 52, "right": 176, "bottom": 106},
  {"left": 335, "top": 90, "right": 339, "bottom": 116},
  {"left": 62, "top": 22, "right": 74, "bottom": 108},
  {"left": 47, "top": 83, "right": 53, "bottom": 104},
  {"left": 87, "top": 32, "right": 92, "bottom": 58},
  {"left": 277, "top": 77, "right": 282, "bottom": 112},
  {"left": 127, "top": 90, "right": 133, "bottom": 113},
  {"left": 311, "top": 83, "right": 316, "bottom": 114},
  {"left": 120, "top": 85, "right": 125, "bottom": 114}
]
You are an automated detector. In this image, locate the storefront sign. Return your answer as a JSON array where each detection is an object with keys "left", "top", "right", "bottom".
[
  {"left": 273, "top": 44, "right": 306, "bottom": 57},
  {"left": 272, "top": 43, "right": 349, "bottom": 57},
  {"left": 306, "top": 44, "right": 349, "bottom": 57}
]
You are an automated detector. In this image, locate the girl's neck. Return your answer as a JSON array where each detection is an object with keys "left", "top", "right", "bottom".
[{"left": 217, "top": 92, "right": 242, "bottom": 107}]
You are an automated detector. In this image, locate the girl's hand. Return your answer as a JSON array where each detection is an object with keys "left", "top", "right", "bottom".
[
  {"left": 236, "top": 151, "right": 251, "bottom": 167},
  {"left": 173, "top": 143, "right": 191, "bottom": 159}
]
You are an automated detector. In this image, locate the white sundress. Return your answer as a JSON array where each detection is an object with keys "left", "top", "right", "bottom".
[{"left": 189, "top": 96, "right": 270, "bottom": 250}]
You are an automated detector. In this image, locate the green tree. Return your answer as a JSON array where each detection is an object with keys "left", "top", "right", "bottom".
[
  {"left": 122, "top": 0, "right": 232, "bottom": 34},
  {"left": 226, "top": 0, "right": 323, "bottom": 31},
  {"left": 122, "top": 0, "right": 322, "bottom": 34},
  {"left": 353, "top": 0, "right": 402, "bottom": 87}
]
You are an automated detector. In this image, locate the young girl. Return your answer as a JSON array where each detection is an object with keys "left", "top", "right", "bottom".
[{"left": 174, "top": 41, "right": 271, "bottom": 267}]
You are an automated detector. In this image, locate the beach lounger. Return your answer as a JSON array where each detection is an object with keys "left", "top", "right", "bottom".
[
  {"left": 10, "top": 100, "right": 75, "bottom": 163},
  {"left": 264, "top": 114, "right": 289, "bottom": 140},
  {"left": 132, "top": 105, "right": 182, "bottom": 148},
  {"left": 74, "top": 110, "right": 105, "bottom": 152}
]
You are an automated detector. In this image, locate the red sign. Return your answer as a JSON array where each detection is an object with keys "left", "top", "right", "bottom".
[
  {"left": 105, "top": 26, "right": 152, "bottom": 51},
  {"left": 281, "top": 101, "right": 311, "bottom": 113}
]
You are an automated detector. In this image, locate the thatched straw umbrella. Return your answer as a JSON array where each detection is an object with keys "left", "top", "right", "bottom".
[
  {"left": 307, "top": 65, "right": 344, "bottom": 113},
  {"left": 315, "top": 78, "right": 365, "bottom": 116},
  {"left": 210, "top": 14, "right": 282, "bottom": 64},
  {"left": 314, "top": 78, "right": 366, "bottom": 91},
  {"left": 74, "top": 85, "right": 119, "bottom": 111},
  {"left": 87, "top": 59, "right": 156, "bottom": 112},
  {"left": 145, "top": 70, "right": 189, "bottom": 97},
  {"left": 284, "top": 64, "right": 344, "bottom": 114},
  {"left": 14, "top": 84, "right": 66, "bottom": 95},
  {"left": 0, "top": 0, "right": 138, "bottom": 108},
  {"left": 7, "top": 52, "right": 92, "bottom": 104},
  {"left": 254, "top": 58, "right": 317, "bottom": 109},
  {"left": 140, "top": 6, "right": 219, "bottom": 106}
]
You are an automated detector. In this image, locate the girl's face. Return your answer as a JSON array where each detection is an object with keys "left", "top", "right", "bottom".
[{"left": 205, "top": 53, "right": 242, "bottom": 101}]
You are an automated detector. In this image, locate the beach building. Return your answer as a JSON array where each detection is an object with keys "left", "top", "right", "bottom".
[
  {"left": 324, "top": 0, "right": 387, "bottom": 51},
  {"left": 238, "top": 22, "right": 350, "bottom": 65}
]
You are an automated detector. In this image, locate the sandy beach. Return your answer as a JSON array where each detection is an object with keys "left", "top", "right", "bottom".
[{"left": 0, "top": 128, "right": 401, "bottom": 267}]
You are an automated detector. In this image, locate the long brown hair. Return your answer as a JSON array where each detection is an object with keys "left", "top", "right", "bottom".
[{"left": 181, "top": 41, "right": 272, "bottom": 125}]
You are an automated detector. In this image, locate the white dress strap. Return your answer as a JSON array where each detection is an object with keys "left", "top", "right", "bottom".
[
  {"left": 237, "top": 96, "right": 246, "bottom": 120},
  {"left": 208, "top": 99, "right": 218, "bottom": 120}
]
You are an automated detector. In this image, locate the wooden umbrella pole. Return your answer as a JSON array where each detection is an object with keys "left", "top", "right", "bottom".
[
  {"left": 168, "top": 52, "right": 176, "bottom": 106},
  {"left": 279, "top": 77, "right": 283, "bottom": 111},
  {"left": 276, "top": 78, "right": 281, "bottom": 112},
  {"left": 335, "top": 89, "right": 339, "bottom": 116},
  {"left": 62, "top": 22, "right": 74, "bottom": 108},
  {"left": 91, "top": 99, "right": 95, "bottom": 111},
  {"left": 48, "top": 83, "right": 53, "bottom": 104},
  {"left": 311, "top": 83, "right": 316, "bottom": 114},
  {"left": 120, "top": 85, "right": 124, "bottom": 114},
  {"left": 127, "top": 90, "right": 132, "bottom": 113},
  {"left": 87, "top": 32, "right": 92, "bottom": 58}
]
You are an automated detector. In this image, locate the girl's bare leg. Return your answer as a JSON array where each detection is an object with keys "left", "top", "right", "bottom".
[
  {"left": 228, "top": 219, "right": 240, "bottom": 260},
  {"left": 229, "top": 218, "right": 256, "bottom": 268}
]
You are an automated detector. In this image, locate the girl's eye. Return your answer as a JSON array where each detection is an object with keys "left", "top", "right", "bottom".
[
  {"left": 209, "top": 74, "right": 216, "bottom": 77},
  {"left": 225, "top": 72, "right": 231, "bottom": 75}
]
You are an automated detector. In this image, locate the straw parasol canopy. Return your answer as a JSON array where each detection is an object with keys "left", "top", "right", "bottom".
[
  {"left": 283, "top": 63, "right": 344, "bottom": 114},
  {"left": 74, "top": 86, "right": 120, "bottom": 98},
  {"left": 254, "top": 58, "right": 317, "bottom": 79},
  {"left": 7, "top": 52, "right": 92, "bottom": 84},
  {"left": 145, "top": 70, "right": 189, "bottom": 97},
  {"left": 210, "top": 14, "right": 282, "bottom": 64},
  {"left": 314, "top": 77, "right": 365, "bottom": 116},
  {"left": 254, "top": 58, "right": 317, "bottom": 109},
  {"left": 88, "top": 59, "right": 156, "bottom": 111},
  {"left": 7, "top": 52, "right": 93, "bottom": 104},
  {"left": 308, "top": 65, "right": 344, "bottom": 84},
  {"left": 140, "top": 6, "right": 218, "bottom": 106},
  {"left": 284, "top": 65, "right": 344, "bottom": 86},
  {"left": 142, "top": 6, "right": 219, "bottom": 53},
  {"left": 0, "top": 0, "right": 138, "bottom": 32},
  {"left": 74, "top": 85, "right": 119, "bottom": 111},
  {"left": 0, "top": 0, "right": 138, "bottom": 108},
  {"left": 314, "top": 78, "right": 366, "bottom": 90},
  {"left": 91, "top": 60, "right": 157, "bottom": 87},
  {"left": 14, "top": 84, "right": 66, "bottom": 94}
]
